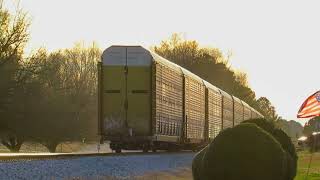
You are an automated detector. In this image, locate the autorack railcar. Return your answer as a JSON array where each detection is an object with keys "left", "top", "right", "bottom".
[
  {"left": 232, "top": 96, "right": 244, "bottom": 126},
  {"left": 203, "top": 80, "right": 222, "bottom": 140},
  {"left": 219, "top": 89, "right": 234, "bottom": 129},
  {"left": 98, "top": 45, "right": 263, "bottom": 152},
  {"left": 242, "top": 101, "right": 252, "bottom": 121}
]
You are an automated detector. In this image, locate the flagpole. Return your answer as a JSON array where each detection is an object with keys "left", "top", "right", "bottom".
[
  {"left": 298, "top": 91, "right": 320, "bottom": 180},
  {"left": 305, "top": 132, "right": 317, "bottom": 180}
]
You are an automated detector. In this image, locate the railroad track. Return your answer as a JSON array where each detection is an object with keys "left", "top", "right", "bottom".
[
  {"left": 0, "top": 151, "right": 194, "bottom": 179},
  {"left": 0, "top": 151, "right": 194, "bottom": 162}
]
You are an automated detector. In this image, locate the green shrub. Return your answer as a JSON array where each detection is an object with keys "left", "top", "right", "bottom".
[
  {"left": 242, "top": 118, "right": 275, "bottom": 134},
  {"left": 243, "top": 118, "right": 297, "bottom": 180},
  {"left": 273, "top": 129, "right": 297, "bottom": 180},
  {"left": 284, "top": 151, "right": 295, "bottom": 180},
  {"left": 192, "top": 146, "right": 207, "bottom": 180},
  {"left": 201, "top": 123, "right": 287, "bottom": 180}
]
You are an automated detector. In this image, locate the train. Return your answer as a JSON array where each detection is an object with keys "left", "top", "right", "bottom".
[{"left": 98, "top": 45, "right": 263, "bottom": 153}]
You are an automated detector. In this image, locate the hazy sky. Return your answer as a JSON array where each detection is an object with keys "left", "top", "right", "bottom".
[{"left": 5, "top": 0, "right": 320, "bottom": 124}]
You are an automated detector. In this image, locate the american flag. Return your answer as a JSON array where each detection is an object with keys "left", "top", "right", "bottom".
[{"left": 297, "top": 91, "right": 320, "bottom": 118}]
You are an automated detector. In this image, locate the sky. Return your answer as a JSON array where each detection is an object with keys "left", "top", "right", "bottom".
[{"left": 4, "top": 0, "right": 320, "bottom": 125}]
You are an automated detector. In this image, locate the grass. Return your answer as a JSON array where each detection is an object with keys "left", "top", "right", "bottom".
[{"left": 295, "top": 151, "right": 320, "bottom": 180}]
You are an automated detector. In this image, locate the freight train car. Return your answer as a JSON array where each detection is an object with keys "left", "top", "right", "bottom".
[
  {"left": 233, "top": 96, "right": 244, "bottom": 126},
  {"left": 182, "top": 68, "right": 206, "bottom": 145},
  {"left": 203, "top": 80, "right": 222, "bottom": 140},
  {"left": 220, "top": 89, "right": 234, "bottom": 129},
  {"left": 98, "top": 45, "right": 263, "bottom": 152},
  {"left": 242, "top": 101, "right": 252, "bottom": 121}
]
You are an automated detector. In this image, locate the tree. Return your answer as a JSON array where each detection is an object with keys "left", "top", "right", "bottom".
[
  {"left": 0, "top": 4, "right": 30, "bottom": 152},
  {"left": 303, "top": 117, "right": 320, "bottom": 136},
  {"left": 256, "top": 97, "right": 278, "bottom": 121},
  {"left": 153, "top": 33, "right": 258, "bottom": 109},
  {"left": 23, "top": 43, "right": 100, "bottom": 152},
  {"left": 305, "top": 133, "right": 320, "bottom": 152},
  {"left": 276, "top": 119, "right": 303, "bottom": 138}
]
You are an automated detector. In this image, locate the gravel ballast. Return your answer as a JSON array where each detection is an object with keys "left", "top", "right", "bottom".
[{"left": 0, "top": 152, "right": 194, "bottom": 179}]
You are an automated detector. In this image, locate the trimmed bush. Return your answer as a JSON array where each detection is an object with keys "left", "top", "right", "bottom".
[
  {"left": 284, "top": 151, "right": 295, "bottom": 180},
  {"left": 242, "top": 118, "right": 275, "bottom": 134},
  {"left": 192, "top": 146, "right": 207, "bottom": 180},
  {"left": 273, "top": 129, "right": 297, "bottom": 180},
  {"left": 243, "top": 118, "right": 297, "bottom": 180},
  {"left": 200, "top": 123, "right": 287, "bottom": 180}
]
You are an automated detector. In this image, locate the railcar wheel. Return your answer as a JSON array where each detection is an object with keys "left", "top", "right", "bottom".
[
  {"left": 115, "top": 149, "right": 121, "bottom": 153},
  {"left": 152, "top": 148, "right": 157, "bottom": 152},
  {"left": 143, "top": 148, "right": 148, "bottom": 153},
  {"left": 142, "top": 143, "right": 149, "bottom": 153}
]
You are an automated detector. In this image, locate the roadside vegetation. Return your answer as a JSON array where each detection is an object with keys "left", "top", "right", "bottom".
[
  {"left": 0, "top": 2, "right": 319, "bottom": 180},
  {"left": 193, "top": 118, "right": 298, "bottom": 180},
  {"left": 295, "top": 151, "right": 320, "bottom": 180},
  {"left": 0, "top": 4, "right": 99, "bottom": 152}
]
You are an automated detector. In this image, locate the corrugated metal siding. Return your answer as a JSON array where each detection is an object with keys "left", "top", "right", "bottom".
[
  {"left": 251, "top": 110, "right": 257, "bottom": 119},
  {"left": 185, "top": 77, "right": 205, "bottom": 140},
  {"left": 154, "top": 63, "right": 183, "bottom": 137},
  {"left": 101, "top": 45, "right": 265, "bottom": 143},
  {"left": 221, "top": 91, "right": 233, "bottom": 129},
  {"left": 243, "top": 105, "right": 252, "bottom": 120},
  {"left": 207, "top": 89, "right": 222, "bottom": 139},
  {"left": 233, "top": 96, "right": 244, "bottom": 126}
]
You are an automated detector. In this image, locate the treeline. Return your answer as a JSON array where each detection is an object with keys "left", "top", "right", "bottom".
[
  {"left": 0, "top": 8, "right": 99, "bottom": 152},
  {"left": 276, "top": 119, "right": 303, "bottom": 138},
  {"left": 300, "top": 117, "right": 320, "bottom": 152},
  {"left": 303, "top": 116, "right": 320, "bottom": 136},
  {"left": 153, "top": 34, "right": 279, "bottom": 120}
]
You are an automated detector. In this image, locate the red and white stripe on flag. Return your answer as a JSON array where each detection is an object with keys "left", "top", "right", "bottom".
[{"left": 297, "top": 91, "right": 320, "bottom": 118}]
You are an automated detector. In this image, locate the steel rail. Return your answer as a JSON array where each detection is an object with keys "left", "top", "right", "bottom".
[{"left": 0, "top": 151, "right": 194, "bottom": 162}]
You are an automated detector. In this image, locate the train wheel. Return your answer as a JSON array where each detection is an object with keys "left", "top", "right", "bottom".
[
  {"left": 115, "top": 149, "right": 121, "bottom": 153},
  {"left": 167, "top": 145, "right": 179, "bottom": 152},
  {"left": 142, "top": 143, "right": 149, "bottom": 153},
  {"left": 152, "top": 148, "right": 157, "bottom": 152},
  {"left": 143, "top": 148, "right": 148, "bottom": 153}
]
